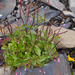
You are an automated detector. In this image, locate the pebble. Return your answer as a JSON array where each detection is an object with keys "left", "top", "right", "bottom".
[
  {"left": 7, "top": 14, "right": 13, "bottom": 19},
  {"left": 65, "top": 17, "right": 71, "bottom": 23},
  {"left": 72, "top": 27, "right": 75, "bottom": 31},
  {"left": 60, "top": 22, "right": 72, "bottom": 29},
  {"left": 16, "top": 13, "right": 20, "bottom": 18},
  {"left": 8, "top": 17, "right": 16, "bottom": 24}
]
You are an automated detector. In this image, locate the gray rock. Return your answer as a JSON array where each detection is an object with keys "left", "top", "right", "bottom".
[
  {"left": 17, "top": 6, "right": 61, "bottom": 27},
  {"left": 41, "top": 0, "right": 66, "bottom": 11},
  {"left": 72, "top": 18, "right": 75, "bottom": 22},
  {"left": 7, "top": 14, "right": 13, "bottom": 19},
  {"left": 69, "top": 0, "right": 75, "bottom": 13},
  {"left": 38, "top": 25, "right": 75, "bottom": 48},
  {"left": 62, "top": 19, "right": 65, "bottom": 23},
  {"left": 16, "top": 13, "right": 20, "bottom": 18},
  {"left": 65, "top": 17, "right": 71, "bottom": 23},
  {"left": 60, "top": 22, "right": 71, "bottom": 29},
  {"left": 14, "top": 54, "right": 71, "bottom": 75},
  {"left": 8, "top": 17, "right": 16, "bottom": 24},
  {"left": 63, "top": 11, "right": 75, "bottom": 17},
  {"left": 29, "top": 7, "right": 61, "bottom": 25}
]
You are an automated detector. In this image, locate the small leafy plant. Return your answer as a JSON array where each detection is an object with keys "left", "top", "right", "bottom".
[
  {"left": 1, "top": 23, "right": 59, "bottom": 69},
  {"left": 0, "top": 0, "right": 66, "bottom": 74}
]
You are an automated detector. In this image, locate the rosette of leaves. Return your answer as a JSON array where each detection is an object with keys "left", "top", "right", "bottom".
[{"left": 1, "top": 24, "right": 59, "bottom": 70}]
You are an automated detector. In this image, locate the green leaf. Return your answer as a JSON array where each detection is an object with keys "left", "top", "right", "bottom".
[
  {"left": 30, "top": 30, "right": 36, "bottom": 34},
  {"left": 39, "top": 56, "right": 46, "bottom": 62},
  {"left": 31, "top": 60, "right": 36, "bottom": 66},
  {"left": 28, "top": 25, "right": 32, "bottom": 29},
  {"left": 8, "top": 43, "right": 12, "bottom": 50},
  {"left": 34, "top": 46, "right": 41, "bottom": 56},
  {"left": 38, "top": 43, "right": 43, "bottom": 48}
]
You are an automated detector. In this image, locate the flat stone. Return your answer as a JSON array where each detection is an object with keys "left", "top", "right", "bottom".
[
  {"left": 63, "top": 11, "right": 75, "bottom": 17},
  {"left": 41, "top": 0, "right": 66, "bottom": 11},
  {"left": 38, "top": 25, "right": 75, "bottom": 48}
]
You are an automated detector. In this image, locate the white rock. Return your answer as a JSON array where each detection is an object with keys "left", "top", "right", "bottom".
[
  {"left": 38, "top": 25, "right": 75, "bottom": 48},
  {"left": 0, "top": 14, "right": 3, "bottom": 17},
  {"left": 63, "top": 11, "right": 75, "bottom": 17}
]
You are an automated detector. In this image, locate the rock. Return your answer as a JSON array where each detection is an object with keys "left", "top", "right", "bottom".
[
  {"left": 63, "top": 11, "right": 75, "bottom": 17},
  {"left": 41, "top": 0, "right": 66, "bottom": 11},
  {"left": 53, "top": 16, "right": 62, "bottom": 26},
  {"left": 60, "top": 22, "right": 71, "bottom": 29},
  {"left": 16, "top": 13, "right": 20, "bottom": 18},
  {"left": 0, "top": 23, "right": 18, "bottom": 37},
  {"left": 65, "top": 17, "right": 71, "bottom": 23},
  {"left": 17, "top": 5, "right": 20, "bottom": 9},
  {"left": 69, "top": 0, "right": 75, "bottom": 13},
  {"left": 13, "top": 10, "right": 17, "bottom": 16},
  {"left": 21, "top": 1, "right": 25, "bottom": 5},
  {"left": 17, "top": 6, "right": 61, "bottom": 27},
  {"left": 0, "top": 67, "right": 11, "bottom": 75},
  {"left": 14, "top": 54, "right": 71, "bottom": 75},
  {"left": 6, "top": 14, "right": 13, "bottom": 19},
  {"left": 38, "top": 25, "right": 75, "bottom": 48},
  {"left": 29, "top": 7, "right": 61, "bottom": 25},
  {"left": 72, "top": 18, "right": 75, "bottom": 22},
  {"left": 72, "top": 27, "right": 75, "bottom": 31},
  {"left": 7, "top": 16, "right": 16, "bottom": 24}
]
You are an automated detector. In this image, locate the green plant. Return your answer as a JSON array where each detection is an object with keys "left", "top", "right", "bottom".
[
  {"left": 0, "top": 0, "right": 66, "bottom": 74},
  {"left": 72, "top": 71, "right": 74, "bottom": 75},
  {"left": 1, "top": 23, "right": 59, "bottom": 69}
]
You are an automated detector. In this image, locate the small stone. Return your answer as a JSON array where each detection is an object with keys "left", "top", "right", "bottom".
[
  {"left": 13, "top": 10, "right": 17, "bottom": 16},
  {"left": 16, "top": 13, "right": 20, "bottom": 18},
  {"left": 7, "top": 14, "right": 13, "bottom": 19},
  {"left": 21, "top": 1, "right": 25, "bottom": 5},
  {"left": 60, "top": 22, "right": 72, "bottom": 29},
  {"left": 8, "top": 17, "right": 16, "bottom": 24},
  {"left": 65, "top": 17, "right": 71, "bottom": 23},
  {"left": 72, "top": 27, "right": 75, "bottom": 31},
  {"left": 17, "top": 5, "right": 20, "bottom": 9}
]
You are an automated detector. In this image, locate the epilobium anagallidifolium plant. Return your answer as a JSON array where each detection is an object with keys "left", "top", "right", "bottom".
[{"left": 0, "top": 0, "right": 67, "bottom": 74}]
